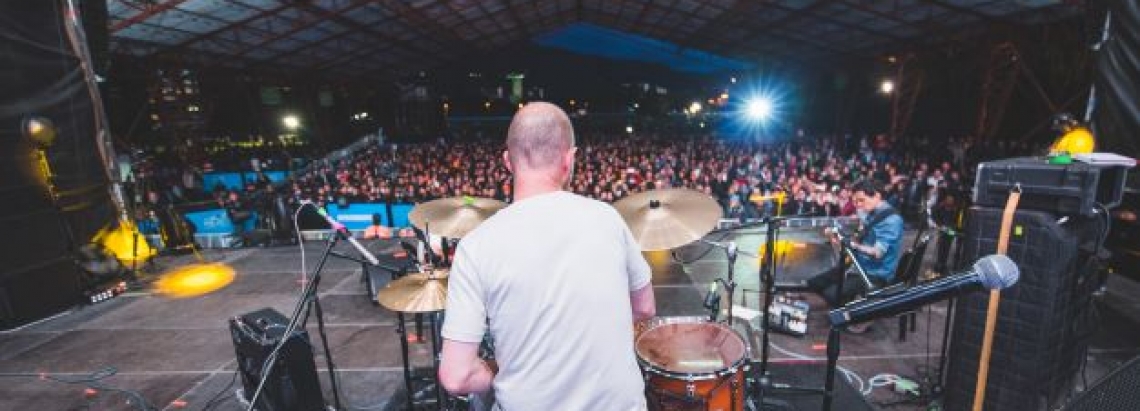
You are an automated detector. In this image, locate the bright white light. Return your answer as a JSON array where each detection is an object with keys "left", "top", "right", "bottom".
[
  {"left": 625, "top": 126, "right": 634, "bottom": 134},
  {"left": 880, "top": 80, "right": 895, "bottom": 94},
  {"left": 745, "top": 98, "right": 774, "bottom": 121},
  {"left": 283, "top": 115, "right": 300, "bottom": 130},
  {"left": 689, "top": 101, "right": 702, "bottom": 113},
  {"left": 359, "top": 112, "right": 369, "bottom": 118}
]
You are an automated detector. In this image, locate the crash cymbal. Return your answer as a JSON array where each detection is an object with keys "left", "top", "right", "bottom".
[
  {"left": 376, "top": 269, "right": 450, "bottom": 313},
  {"left": 613, "top": 188, "right": 723, "bottom": 251},
  {"left": 409, "top": 196, "right": 507, "bottom": 238}
]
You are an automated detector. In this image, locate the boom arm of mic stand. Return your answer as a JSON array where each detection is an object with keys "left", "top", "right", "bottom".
[{"left": 329, "top": 250, "right": 411, "bottom": 274}]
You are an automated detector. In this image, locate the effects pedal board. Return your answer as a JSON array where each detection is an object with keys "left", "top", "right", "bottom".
[{"left": 769, "top": 295, "right": 810, "bottom": 336}]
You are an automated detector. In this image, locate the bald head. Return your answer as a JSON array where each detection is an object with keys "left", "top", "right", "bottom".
[{"left": 505, "top": 102, "right": 575, "bottom": 172}]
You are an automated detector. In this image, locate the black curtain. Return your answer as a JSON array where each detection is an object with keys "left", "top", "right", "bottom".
[
  {"left": 1092, "top": 2, "right": 1140, "bottom": 157},
  {"left": 0, "top": 0, "right": 116, "bottom": 328}
]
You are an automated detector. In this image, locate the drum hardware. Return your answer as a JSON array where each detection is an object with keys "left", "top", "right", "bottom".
[
  {"left": 636, "top": 318, "right": 748, "bottom": 411},
  {"left": 409, "top": 196, "right": 507, "bottom": 238},
  {"left": 613, "top": 188, "right": 723, "bottom": 251}
]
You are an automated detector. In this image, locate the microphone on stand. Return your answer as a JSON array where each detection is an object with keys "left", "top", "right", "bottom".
[
  {"left": 829, "top": 254, "right": 1019, "bottom": 327},
  {"left": 703, "top": 281, "right": 722, "bottom": 322},
  {"left": 301, "top": 201, "right": 380, "bottom": 266}
]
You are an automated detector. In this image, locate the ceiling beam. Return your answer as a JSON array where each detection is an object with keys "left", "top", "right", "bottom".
[
  {"left": 227, "top": 0, "right": 372, "bottom": 59},
  {"left": 111, "top": 0, "right": 191, "bottom": 33},
  {"left": 159, "top": 2, "right": 292, "bottom": 56},
  {"left": 919, "top": 0, "right": 1010, "bottom": 26},
  {"left": 382, "top": 1, "right": 477, "bottom": 52}
]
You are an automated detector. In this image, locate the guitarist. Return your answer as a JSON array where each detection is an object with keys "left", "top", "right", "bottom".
[{"left": 808, "top": 179, "right": 905, "bottom": 315}]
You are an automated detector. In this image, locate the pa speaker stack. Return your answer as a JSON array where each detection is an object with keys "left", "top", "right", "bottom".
[{"left": 943, "top": 157, "right": 1126, "bottom": 411}]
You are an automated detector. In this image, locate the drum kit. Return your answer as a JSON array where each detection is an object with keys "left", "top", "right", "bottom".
[{"left": 372, "top": 189, "right": 823, "bottom": 411}]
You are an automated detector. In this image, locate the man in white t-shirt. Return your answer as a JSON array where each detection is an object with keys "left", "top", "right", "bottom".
[{"left": 439, "top": 102, "right": 656, "bottom": 410}]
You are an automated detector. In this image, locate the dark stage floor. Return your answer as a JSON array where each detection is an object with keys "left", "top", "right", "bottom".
[{"left": 2, "top": 228, "right": 1139, "bottom": 411}]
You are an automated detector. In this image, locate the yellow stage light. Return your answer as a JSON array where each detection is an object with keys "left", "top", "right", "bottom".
[
  {"left": 154, "top": 263, "right": 236, "bottom": 298},
  {"left": 1050, "top": 126, "right": 1095, "bottom": 155},
  {"left": 95, "top": 220, "right": 156, "bottom": 265}
]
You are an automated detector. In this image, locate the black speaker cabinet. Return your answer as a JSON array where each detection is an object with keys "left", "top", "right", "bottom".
[
  {"left": 944, "top": 207, "right": 1103, "bottom": 411},
  {"left": 229, "top": 308, "right": 325, "bottom": 411}
]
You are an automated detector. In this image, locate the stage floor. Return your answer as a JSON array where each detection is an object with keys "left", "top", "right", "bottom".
[{"left": 2, "top": 228, "right": 1139, "bottom": 411}]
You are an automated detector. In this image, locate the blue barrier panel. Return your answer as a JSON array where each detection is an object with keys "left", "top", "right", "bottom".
[
  {"left": 201, "top": 171, "right": 289, "bottom": 191},
  {"left": 392, "top": 203, "right": 414, "bottom": 227},
  {"left": 326, "top": 203, "right": 388, "bottom": 230},
  {"left": 183, "top": 209, "right": 258, "bottom": 234}
]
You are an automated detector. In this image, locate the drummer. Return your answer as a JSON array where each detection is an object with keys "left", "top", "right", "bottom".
[{"left": 438, "top": 102, "right": 656, "bottom": 410}]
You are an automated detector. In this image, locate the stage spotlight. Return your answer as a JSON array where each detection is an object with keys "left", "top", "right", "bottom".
[
  {"left": 282, "top": 115, "right": 301, "bottom": 130},
  {"left": 745, "top": 98, "right": 774, "bottom": 122},
  {"left": 23, "top": 117, "right": 57, "bottom": 149},
  {"left": 880, "top": 80, "right": 895, "bottom": 95}
]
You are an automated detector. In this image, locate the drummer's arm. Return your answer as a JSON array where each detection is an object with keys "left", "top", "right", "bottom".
[
  {"left": 631, "top": 284, "right": 656, "bottom": 321},
  {"left": 439, "top": 340, "right": 494, "bottom": 394}
]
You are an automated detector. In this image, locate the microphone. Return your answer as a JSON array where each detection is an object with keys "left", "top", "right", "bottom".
[
  {"left": 828, "top": 254, "right": 1019, "bottom": 327},
  {"left": 703, "top": 281, "right": 721, "bottom": 322},
  {"left": 304, "top": 202, "right": 381, "bottom": 266}
]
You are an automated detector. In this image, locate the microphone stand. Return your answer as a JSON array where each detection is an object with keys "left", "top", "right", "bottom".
[
  {"left": 752, "top": 217, "right": 826, "bottom": 409},
  {"left": 245, "top": 225, "right": 347, "bottom": 411},
  {"left": 699, "top": 239, "right": 759, "bottom": 326}
]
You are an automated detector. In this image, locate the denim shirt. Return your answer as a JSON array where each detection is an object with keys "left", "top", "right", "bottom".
[{"left": 855, "top": 203, "right": 904, "bottom": 283}]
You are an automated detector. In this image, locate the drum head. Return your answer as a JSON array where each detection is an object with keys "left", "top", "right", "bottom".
[{"left": 635, "top": 320, "right": 746, "bottom": 377}]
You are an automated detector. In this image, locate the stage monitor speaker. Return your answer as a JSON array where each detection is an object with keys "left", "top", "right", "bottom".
[
  {"left": 229, "top": 308, "right": 325, "bottom": 411},
  {"left": 1063, "top": 354, "right": 1140, "bottom": 411},
  {"left": 944, "top": 207, "right": 1103, "bottom": 411}
]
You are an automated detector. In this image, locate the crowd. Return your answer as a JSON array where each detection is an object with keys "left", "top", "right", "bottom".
[
  {"left": 124, "top": 129, "right": 1045, "bottom": 244},
  {"left": 284, "top": 132, "right": 1041, "bottom": 224}
]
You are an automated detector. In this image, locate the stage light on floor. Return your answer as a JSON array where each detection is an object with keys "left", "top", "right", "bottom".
[
  {"left": 96, "top": 220, "right": 156, "bottom": 265},
  {"left": 745, "top": 98, "right": 773, "bottom": 122},
  {"left": 154, "top": 263, "right": 236, "bottom": 298}
]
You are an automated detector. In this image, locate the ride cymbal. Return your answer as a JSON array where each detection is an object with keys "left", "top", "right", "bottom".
[
  {"left": 408, "top": 196, "right": 507, "bottom": 238},
  {"left": 613, "top": 188, "right": 723, "bottom": 251},
  {"left": 376, "top": 269, "right": 450, "bottom": 313}
]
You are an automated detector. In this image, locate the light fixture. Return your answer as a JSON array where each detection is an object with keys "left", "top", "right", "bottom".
[
  {"left": 880, "top": 80, "right": 895, "bottom": 95},
  {"left": 745, "top": 98, "right": 774, "bottom": 122},
  {"left": 282, "top": 115, "right": 300, "bottom": 130}
]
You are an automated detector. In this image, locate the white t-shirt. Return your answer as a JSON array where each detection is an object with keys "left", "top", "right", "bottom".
[{"left": 442, "top": 191, "right": 652, "bottom": 411}]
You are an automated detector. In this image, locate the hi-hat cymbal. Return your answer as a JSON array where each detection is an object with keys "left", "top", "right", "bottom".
[
  {"left": 409, "top": 196, "right": 507, "bottom": 238},
  {"left": 613, "top": 188, "right": 723, "bottom": 251},
  {"left": 376, "top": 269, "right": 450, "bottom": 313}
]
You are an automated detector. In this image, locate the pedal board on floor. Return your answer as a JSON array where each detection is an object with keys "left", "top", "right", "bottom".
[{"left": 768, "top": 296, "right": 810, "bottom": 336}]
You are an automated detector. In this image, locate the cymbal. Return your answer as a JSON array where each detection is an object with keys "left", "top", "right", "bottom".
[
  {"left": 409, "top": 196, "right": 507, "bottom": 238},
  {"left": 613, "top": 188, "right": 723, "bottom": 251},
  {"left": 376, "top": 269, "right": 450, "bottom": 313}
]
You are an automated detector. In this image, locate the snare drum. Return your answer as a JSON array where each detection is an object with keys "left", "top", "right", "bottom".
[{"left": 635, "top": 317, "right": 748, "bottom": 411}]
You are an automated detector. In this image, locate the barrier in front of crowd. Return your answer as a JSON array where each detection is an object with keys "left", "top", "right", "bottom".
[
  {"left": 138, "top": 202, "right": 417, "bottom": 249},
  {"left": 201, "top": 171, "right": 289, "bottom": 192}
]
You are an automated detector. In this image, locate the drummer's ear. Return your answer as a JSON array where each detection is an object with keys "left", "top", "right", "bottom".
[{"left": 502, "top": 150, "right": 513, "bottom": 173}]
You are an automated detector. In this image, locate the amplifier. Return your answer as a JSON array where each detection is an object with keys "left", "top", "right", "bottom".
[
  {"left": 229, "top": 308, "right": 325, "bottom": 411},
  {"left": 973, "top": 157, "right": 1127, "bottom": 217}
]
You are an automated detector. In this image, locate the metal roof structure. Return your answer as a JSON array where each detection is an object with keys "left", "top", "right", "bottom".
[{"left": 108, "top": 0, "right": 1082, "bottom": 81}]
